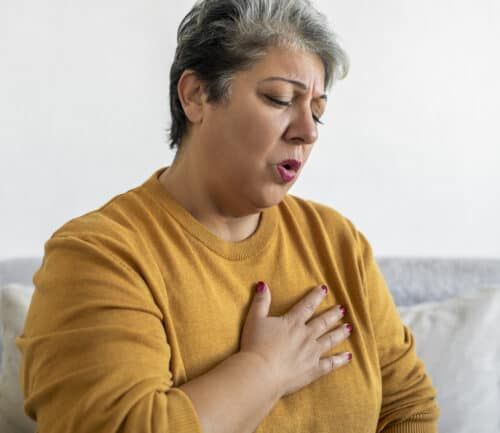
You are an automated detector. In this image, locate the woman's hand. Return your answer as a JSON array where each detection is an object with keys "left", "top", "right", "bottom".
[{"left": 239, "top": 282, "right": 353, "bottom": 398}]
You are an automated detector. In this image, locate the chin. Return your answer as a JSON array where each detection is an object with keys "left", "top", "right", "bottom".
[{"left": 259, "top": 186, "right": 289, "bottom": 208}]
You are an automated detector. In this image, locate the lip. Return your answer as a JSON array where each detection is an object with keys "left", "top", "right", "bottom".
[
  {"left": 276, "top": 165, "right": 296, "bottom": 183},
  {"left": 278, "top": 159, "right": 302, "bottom": 171}
]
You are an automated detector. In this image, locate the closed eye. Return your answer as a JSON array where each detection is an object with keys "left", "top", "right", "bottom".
[{"left": 265, "top": 96, "right": 324, "bottom": 125}]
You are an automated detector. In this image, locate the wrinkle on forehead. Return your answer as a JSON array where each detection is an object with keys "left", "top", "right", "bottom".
[{"left": 257, "top": 46, "right": 325, "bottom": 93}]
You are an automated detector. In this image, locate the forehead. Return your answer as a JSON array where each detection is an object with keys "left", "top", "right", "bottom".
[{"left": 241, "top": 46, "right": 326, "bottom": 95}]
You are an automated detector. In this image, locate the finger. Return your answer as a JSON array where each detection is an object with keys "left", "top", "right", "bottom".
[
  {"left": 248, "top": 281, "right": 271, "bottom": 320},
  {"left": 306, "top": 304, "right": 346, "bottom": 338},
  {"left": 285, "top": 285, "right": 327, "bottom": 325},
  {"left": 316, "top": 323, "right": 352, "bottom": 352},
  {"left": 318, "top": 352, "right": 352, "bottom": 374}
]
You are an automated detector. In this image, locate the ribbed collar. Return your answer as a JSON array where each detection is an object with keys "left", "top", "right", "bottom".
[{"left": 141, "top": 166, "right": 279, "bottom": 261}]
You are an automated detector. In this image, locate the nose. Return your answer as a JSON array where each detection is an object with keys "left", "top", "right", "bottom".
[{"left": 284, "top": 105, "right": 319, "bottom": 145}]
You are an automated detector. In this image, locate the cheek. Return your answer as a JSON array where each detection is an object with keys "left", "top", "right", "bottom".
[
  {"left": 233, "top": 108, "right": 284, "bottom": 151},
  {"left": 204, "top": 100, "right": 286, "bottom": 170}
]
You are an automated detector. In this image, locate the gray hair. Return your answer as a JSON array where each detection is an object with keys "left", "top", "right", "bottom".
[{"left": 167, "top": 0, "right": 350, "bottom": 151}]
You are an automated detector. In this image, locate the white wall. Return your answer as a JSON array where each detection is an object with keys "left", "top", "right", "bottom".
[{"left": 1, "top": 0, "right": 499, "bottom": 260}]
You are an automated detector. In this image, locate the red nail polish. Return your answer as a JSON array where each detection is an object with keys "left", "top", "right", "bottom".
[{"left": 256, "top": 281, "right": 266, "bottom": 293}]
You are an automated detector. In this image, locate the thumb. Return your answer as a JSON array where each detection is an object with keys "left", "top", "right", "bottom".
[{"left": 249, "top": 281, "right": 271, "bottom": 319}]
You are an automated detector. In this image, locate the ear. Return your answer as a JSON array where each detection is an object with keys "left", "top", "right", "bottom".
[{"left": 177, "top": 70, "right": 206, "bottom": 124}]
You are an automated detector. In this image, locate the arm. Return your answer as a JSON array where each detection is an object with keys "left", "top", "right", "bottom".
[
  {"left": 15, "top": 234, "right": 280, "bottom": 433},
  {"left": 179, "top": 351, "right": 281, "bottom": 433},
  {"left": 352, "top": 227, "right": 440, "bottom": 433}
]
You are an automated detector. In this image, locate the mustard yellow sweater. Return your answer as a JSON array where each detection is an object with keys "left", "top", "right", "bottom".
[{"left": 17, "top": 166, "right": 439, "bottom": 433}]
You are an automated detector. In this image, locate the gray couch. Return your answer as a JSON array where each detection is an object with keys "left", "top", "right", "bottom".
[{"left": 1, "top": 256, "right": 500, "bottom": 433}]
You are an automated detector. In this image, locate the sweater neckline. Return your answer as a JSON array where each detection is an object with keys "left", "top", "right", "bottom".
[{"left": 142, "top": 166, "right": 279, "bottom": 261}]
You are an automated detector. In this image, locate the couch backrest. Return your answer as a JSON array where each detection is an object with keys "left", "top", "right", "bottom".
[
  {"left": 0, "top": 258, "right": 43, "bottom": 287},
  {"left": 377, "top": 257, "right": 500, "bottom": 305}
]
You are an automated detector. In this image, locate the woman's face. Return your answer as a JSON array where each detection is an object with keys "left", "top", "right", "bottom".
[{"left": 196, "top": 45, "right": 327, "bottom": 213}]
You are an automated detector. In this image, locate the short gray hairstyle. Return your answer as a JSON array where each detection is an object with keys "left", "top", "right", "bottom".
[{"left": 167, "top": 0, "right": 349, "bottom": 151}]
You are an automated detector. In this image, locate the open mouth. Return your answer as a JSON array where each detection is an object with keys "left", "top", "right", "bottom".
[
  {"left": 277, "top": 165, "right": 296, "bottom": 182},
  {"left": 278, "top": 159, "right": 301, "bottom": 172}
]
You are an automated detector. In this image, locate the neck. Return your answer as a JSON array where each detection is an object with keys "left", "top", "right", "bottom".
[{"left": 158, "top": 156, "right": 262, "bottom": 242}]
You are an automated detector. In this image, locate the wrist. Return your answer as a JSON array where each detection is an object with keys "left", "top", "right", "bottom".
[{"left": 234, "top": 351, "right": 283, "bottom": 402}]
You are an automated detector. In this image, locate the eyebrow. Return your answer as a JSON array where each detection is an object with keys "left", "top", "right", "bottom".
[{"left": 259, "top": 76, "right": 328, "bottom": 101}]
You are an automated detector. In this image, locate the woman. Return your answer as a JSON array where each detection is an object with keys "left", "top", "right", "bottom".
[{"left": 16, "top": 0, "right": 440, "bottom": 432}]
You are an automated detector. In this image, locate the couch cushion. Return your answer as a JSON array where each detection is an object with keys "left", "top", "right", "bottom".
[
  {"left": 0, "top": 283, "right": 37, "bottom": 433},
  {"left": 0, "top": 257, "right": 42, "bottom": 368},
  {"left": 398, "top": 287, "right": 500, "bottom": 433}
]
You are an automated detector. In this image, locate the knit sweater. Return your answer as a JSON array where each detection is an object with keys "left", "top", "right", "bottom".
[{"left": 16, "top": 166, "right": 440, "bottom": 433}]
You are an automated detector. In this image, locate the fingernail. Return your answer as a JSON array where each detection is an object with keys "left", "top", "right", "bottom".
[
  {"left": 345, "top": 323, "right": 353, "bottom": 333},
  {"left": 346, "top": 352, "right": 352, "bottom": 361},
  {"left": 256, "top": 281, "right": 266, "bottom": 293},
  {"left": 321, "top": 285, "right": 328, "bottom": 294},
  {"left": 339, "top": 305, "right": 346, "bottom": 315}
]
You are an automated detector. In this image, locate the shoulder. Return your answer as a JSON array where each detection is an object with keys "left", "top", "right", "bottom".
[
  {"left": 54, "top": 182, "right": 148, "bottom": 235},
  {"left": 46, "top": 187, "right": 151, "bottom": 267}
]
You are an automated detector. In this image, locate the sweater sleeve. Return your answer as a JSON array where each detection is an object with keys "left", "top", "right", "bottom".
[
  {"left": 15, "top": 234, "right": 203, "bottom": 433},
  {"left": 354, "top": 229, "right": 440, "bottom": 433}
]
